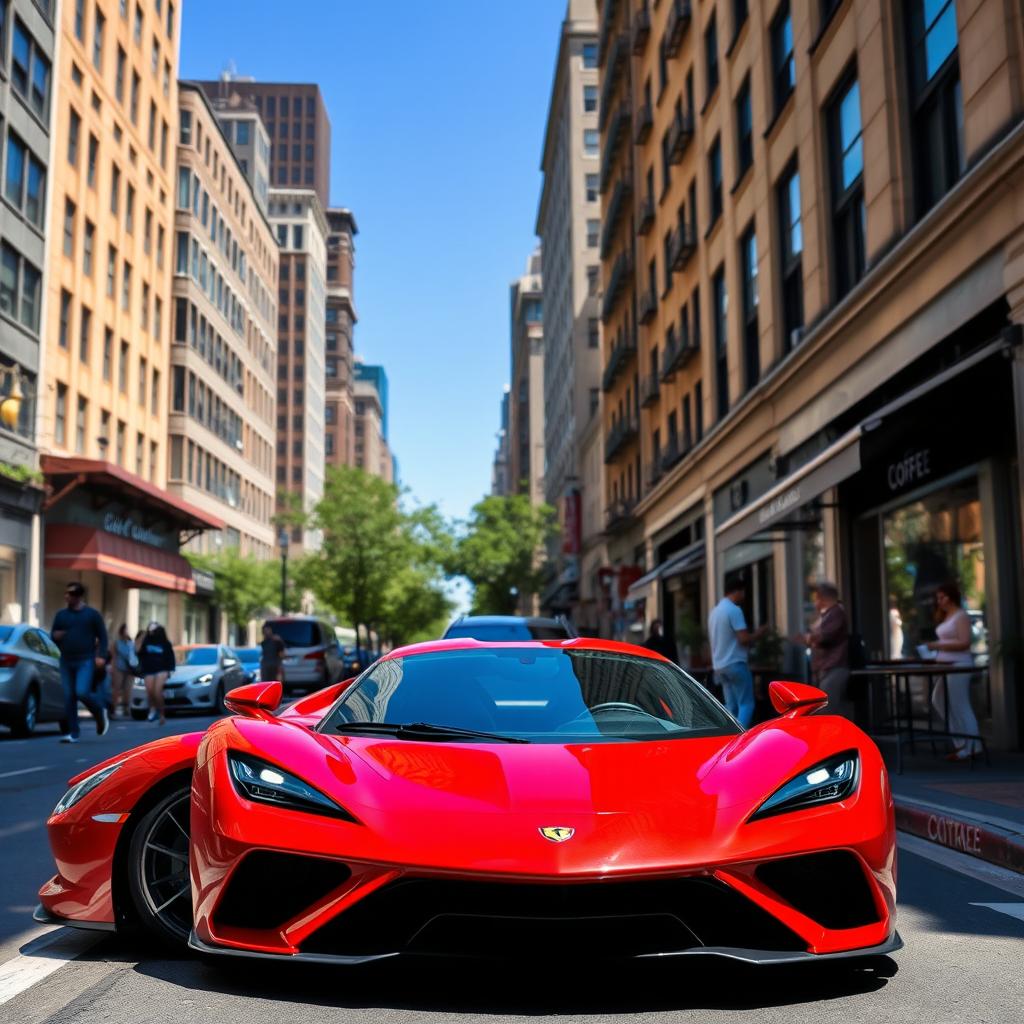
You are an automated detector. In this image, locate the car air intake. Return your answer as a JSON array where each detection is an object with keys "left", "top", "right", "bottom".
[
  {"left": 755, "top": 851, "right": 879, "bottom": 929},
  {"left": 213, "top": 851, "right": 350, "bottom": 931}
]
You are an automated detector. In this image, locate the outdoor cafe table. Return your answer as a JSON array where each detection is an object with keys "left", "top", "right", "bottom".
[{"left": 850, "top": 661, "right": 989, "bottom": 773}]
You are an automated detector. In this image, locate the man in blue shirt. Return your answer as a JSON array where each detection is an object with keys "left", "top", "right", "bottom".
[
  {"left": 51, "top": 582, "right": 109, "bottom": 743},
  {"left": 708, "top": 575, "right": 766, "bottom": 727}
]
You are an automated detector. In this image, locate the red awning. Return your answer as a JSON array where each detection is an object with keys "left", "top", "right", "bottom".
[
  {"left": 41, "top": 455, "right": 224, "bottom": 531},
  {"left": 45, "top": 525, "right": 197, "bottom": 594}
]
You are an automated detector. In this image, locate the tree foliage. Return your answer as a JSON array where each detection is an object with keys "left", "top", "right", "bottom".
[
  {"left": 187, "top": 549, "right": 279, "bottom": 633},
  {"left": 449, "top": 494, "right": 557, "bottom": 615}
]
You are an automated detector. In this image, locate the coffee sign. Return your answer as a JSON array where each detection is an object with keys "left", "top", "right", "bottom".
[{"left": 887, "top": 448, "right": 932, "bottom": 493}]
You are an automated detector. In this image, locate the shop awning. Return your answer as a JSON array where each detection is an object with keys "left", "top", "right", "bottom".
[
  {"left": 45, "top": 525, "right": 197, "bottom": 594},
  {"left": 627, "top": 544, "right": 705, "bottom": 596},
  {"left": 715, "top": 430, "right": 862, "bottom": 551}
]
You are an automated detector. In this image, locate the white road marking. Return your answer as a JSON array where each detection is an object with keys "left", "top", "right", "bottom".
[
  {"left": 970, "top": 902, "right": 1024, "bottom": 923},
  {"left": 0, "top": 766, "right": 50, "bottom": 780},
  {"left": 0, "top": 928, "right": 101, "bottom": 1006},
  {"left": 0, "top": 822, "right": 39, "bottom": 841},
  {"left": 898, "top": 833, "right": 1024, "bottom": 898}
]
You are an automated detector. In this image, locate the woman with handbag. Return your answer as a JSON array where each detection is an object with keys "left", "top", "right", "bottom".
[
  {"left": 110, "top": 624, "right": 137, "bottom": 718},
  {"left": 137, "top": 623, "right": 175, "bottom": 725}
]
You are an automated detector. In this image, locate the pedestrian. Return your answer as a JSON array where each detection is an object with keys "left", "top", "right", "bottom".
[
  {"left": 110, "top": 624, "right": 138, "bottom": 718},
  {"left": 803, "top": 582, "right": 852, "bottom": 717},
  {"left": 259, "top": 622, "right": 285, "bottom": 683},
  {"left": 927, "top": 581, "right": 981, "bottom": 761},
  {"left": 708, "top": 575, "right": 766, "bottom": 727},
  {"left": 137, "top": 623, "right": 176, "bottom": 725},
  {"left": 50, "top": 582, "right": 110, "bottom": 743},
  {"left": 643, "top": 618, "right": 679, "bottom": 663}
]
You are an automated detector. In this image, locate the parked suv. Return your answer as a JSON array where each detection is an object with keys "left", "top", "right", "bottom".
[
  {"left": 263, "top": 617, "right": 345, "bottom": 693},
  {"left": 441, "top": 615, "right": 576, "bottom": 642}
]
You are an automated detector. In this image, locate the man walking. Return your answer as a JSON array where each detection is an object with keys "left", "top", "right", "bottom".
[
  {"left": 804, "top": 581, "right": 852, "bottom": 717},
  {"left": 259, "top": 622, "right": 286, "bottom": 683},
  {"left": 708, "top": 575, "right": 765, "bottom": 727},
  {"left": 643, "top": 619, "right": 679, "bottom": 663},
  {"left": 51, "top": 582, "right": 110, "bottom": 743}
]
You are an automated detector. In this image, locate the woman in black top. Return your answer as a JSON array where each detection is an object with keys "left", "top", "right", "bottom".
[{"left": 136, "top": 623, "right": 176, "bottom": 724}]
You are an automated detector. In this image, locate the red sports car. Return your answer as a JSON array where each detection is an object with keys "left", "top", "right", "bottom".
[{"left": 36, "top": 639, "right": 901, "bottom": 966}]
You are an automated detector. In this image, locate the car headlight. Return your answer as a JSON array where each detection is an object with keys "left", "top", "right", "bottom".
[
  {"left": 191, "top": 673, "right": 214, "bottom": 686},
  {"left": 750, "top": 751, "right": 859, "bottom": 821},
  {"left": 227, "top": 752, "right": 358, "bottom": 822},
  {"left": 53, "top": 761, "right": 124, "bottom": 816}
]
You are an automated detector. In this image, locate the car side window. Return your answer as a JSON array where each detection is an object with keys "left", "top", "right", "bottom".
[{"left": 40, "top": 632, "right": 61, "bottom": 658}]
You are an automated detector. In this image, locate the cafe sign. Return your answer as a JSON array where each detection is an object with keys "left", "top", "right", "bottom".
[
  {"left": 887, "top": 448, "right": 932, "bottom": 493},
  {"left": 103, "top": 512, "right": 165, "bottom": 548}
]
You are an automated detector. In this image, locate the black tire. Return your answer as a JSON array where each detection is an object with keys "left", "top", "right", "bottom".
[
  {"left": 126, "top": 785, "right": 193, "bottom": 947},
  {"left": 11, "top": 685, "right": 39, "bottom": 738},
  {"left": 130, "top": 708, "right": 148, "bottom": 721}
]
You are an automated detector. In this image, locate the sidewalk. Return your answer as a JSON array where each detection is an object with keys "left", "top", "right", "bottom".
[{"left": 884, "top": 746, "right": 1024, "bottom": 874}]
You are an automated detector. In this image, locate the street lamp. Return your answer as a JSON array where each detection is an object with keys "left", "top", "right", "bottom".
[{"left": 278, "top": 527, "right": 289, "bottom": 614}]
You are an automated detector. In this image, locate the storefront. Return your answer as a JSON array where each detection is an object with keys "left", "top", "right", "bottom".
[
  {"left": 41, "top": 456, "right": 223, "bottom": 640},
  {"left": 0, "top": 476, "right": 42, "bottom": 624}
]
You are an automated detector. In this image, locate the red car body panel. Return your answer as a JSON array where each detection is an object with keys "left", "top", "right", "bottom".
[{"left": 39, "top": 638, "right": 899, "bottom": 963}]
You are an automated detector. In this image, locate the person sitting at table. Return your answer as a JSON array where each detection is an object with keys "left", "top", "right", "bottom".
[{"left": 927, "top": 581, "right": 981, "bottom": 761}]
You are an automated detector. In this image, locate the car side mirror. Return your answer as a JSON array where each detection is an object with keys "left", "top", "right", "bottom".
[
  {"left": 224, "top": 681, "right": 282, "bottom": 718},
  {"left": 769, "top": 680, "right": 828, "bottom": 717}
]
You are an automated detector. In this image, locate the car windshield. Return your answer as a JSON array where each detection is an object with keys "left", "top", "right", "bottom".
[
  {"left": 444, "top": 622, "right": 569, "bottom": 641},
  {"left": 233, "top": 648, "right": 260, "bottom": 661},
  {"left": 178, "top": 647, "right": 218, "bottom": 665},
  {"left": 320, "top": 648, "right": 738, "bottom": 744},
  {"left": 268, "top": 621, "right": 318, "bottom": 647}
]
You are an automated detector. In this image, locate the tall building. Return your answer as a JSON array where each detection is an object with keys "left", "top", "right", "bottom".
[
  {"left": 0, "top": 0, "right": 56, "bottom": 624},
  {"left": 508, "top": 249, "right": 545, "bottom": 507},
  {"left": 269, "top": 189, "right": 328, "bottom": 554},
  {"left": 169, "top": 84, "right": 278, "bottom": 572},
  {"left": 598, "top": 0, "right": 1024, "bottom": 750},
  {"left": 352, "top": 364, "right": 392, "bottom": 483},
  {"left": 325, "top": 207, "right": 357, "bottom": 469},
  {"left": 196, "top": 79, "right": 331, "bottom": 209},
  {"left": 491, "top": 386, "right": 511, "bottom": 497},
  {"left": 536, "top": 0, "right": 603, "bottom": 623},
  {"left": 39, "top": 0, "right": 222, "bottom": 635},
  {"left": 201, "top": 86, "right": 270, "bottom": 215}
]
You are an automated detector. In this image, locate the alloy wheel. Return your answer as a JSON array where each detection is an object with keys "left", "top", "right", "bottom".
[{"left": 138, "top": 791, "right": 192, "bottom": 942}]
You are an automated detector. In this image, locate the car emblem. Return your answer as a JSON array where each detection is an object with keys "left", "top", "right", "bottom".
[{"left": 539, "top": 826, "right": 575, "bottom": 843}]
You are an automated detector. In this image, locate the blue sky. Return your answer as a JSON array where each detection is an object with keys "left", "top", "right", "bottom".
[{"left": 180, "top": 0, "right": 564, "bottom": 524}]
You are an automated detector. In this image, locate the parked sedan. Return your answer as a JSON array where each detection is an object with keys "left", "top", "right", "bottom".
[
  {"left": 129, "top": 645, "right": 247, "bottom": 719},
  {"left": 0, "top": 624, "right": 65, "bottom": 736}
]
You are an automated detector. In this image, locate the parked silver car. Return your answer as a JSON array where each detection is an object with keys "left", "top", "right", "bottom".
[
  {"left": 262, "top": 617, "right": 345, "bottom": 693},
  {"left": 0, "top": 624, "right": 66, "bottom": 736},
  {"left": 129, "top": 644, "right": 247, "bottom": 719}
]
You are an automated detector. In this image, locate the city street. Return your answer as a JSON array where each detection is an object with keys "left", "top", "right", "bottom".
[{"left": 1, "top": 719, "right": 1023, "bottom": 1024}]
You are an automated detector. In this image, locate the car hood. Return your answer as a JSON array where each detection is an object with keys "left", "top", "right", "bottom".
[{"left": 212, "top": 714, "right": 887, "bottom": 877}]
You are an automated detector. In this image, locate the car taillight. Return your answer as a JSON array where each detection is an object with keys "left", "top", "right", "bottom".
[
  {"left": 0, "top": 653, "right": 19, "bottom": 668},
  {"left": 304, "top": 650, "right": 325, "bottom": 661}
]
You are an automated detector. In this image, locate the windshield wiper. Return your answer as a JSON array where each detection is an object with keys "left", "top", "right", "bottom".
[{"left": 333, "top": 721, "right": 529, "bottom": 743}]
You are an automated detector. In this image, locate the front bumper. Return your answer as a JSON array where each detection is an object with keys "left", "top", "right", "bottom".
[{"left": 131, "top": 681, "right": 215, "bottom": 711}]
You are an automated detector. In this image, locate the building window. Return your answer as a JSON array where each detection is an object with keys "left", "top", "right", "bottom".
[
  {"left": 92, "top": 10, "right": 104, "bottom": 70},
  {"left": 130, "top": 71, "right": 140, "bottom": 124},
  {"left": 906, "top": 0, "right": 964, "bottom": 217},
  {"left": 733, "top": 0, "right": 749, "bottom": 39},
  {"left": 735, "top": 77, "right": 753, "bottom": 179},
  {"left": 778, "top": 163, "right": 804, "bottom": 350},
  {"left": 708, "top": 136, "right": 722, "bottom": 227},
  {"left": 138, "top": 357, "right": 147, "bottom": 407},
  {"left": 827, "top": 74, "right": 865, "bottom": 299},
  {"left": 704, "top": 11, "right": 719, "bottom": 101},
  {"left": 585, "top": 173, "right": 599, "bottom": 202},
  {"left": 103, "top": 329, "right": 112, "bottom": 380},
  {"left": 58, "top": 290, "right": 72, "bottom": 349},
  {"left": 122, "top": 262, "right": 132, "bottom": 311},
  {"left": 0, "top": 243, "right": 41, "bottom": 332},
  {"left": 771, "top": 1, "right": 795, "bottom": 116},
  {"left": 11, "top": 19, "right": 51, "bottom": 120},
  {"left": 582, "top": 42, "right": 597, "bottom": 68},
  {"left": 583, "top": 129, "right": 599, "bottom": 155},
  {"left": 86, "top": 134, "right": 98, "bottom": 188},
  {"left": 586, "top": 219, "right": 599, "bottom": 247},
  {"left": 588, "top": 317, "right": 599, "bottom": 348},
  {"left": 75, "top": 396, "right": 87, "bottom": 454},
  {"left": 119, "top": 340, "right": 129, "bottom": 393},
  {"left": 740, "top": 227, "right": 759, "bottom": 391},
  {"left": 110, "top": 165, "right": 120, "bottom": 215},
  {"left": 713, "top": 266, "right": 728, "bottom": 420},
  {"left": 74, "top": 0, "right": 85, "bottom": 39},
  {"left": 55, "top": 384, "right": 67, "bottom": 445},
  {"left": 125, "top": 184, "right": 135, "bottom": 233},
  {"left": 67, "top": 109, "right": 81, "bottom": 165},
  {"left": 583, "top": 84, "right": 598, "bottom": 113}
]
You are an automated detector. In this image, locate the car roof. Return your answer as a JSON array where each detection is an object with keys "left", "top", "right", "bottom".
[
  {"left": 449, "top": 615, "right": 567, "bottom": 627},
  {"left": 382, "top": 637, "right": 667, "bottom": 662}
]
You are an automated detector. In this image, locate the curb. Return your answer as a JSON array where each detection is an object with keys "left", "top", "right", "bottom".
[{"left": 895, "top": 797, "right": 1024, "bottom": 875}]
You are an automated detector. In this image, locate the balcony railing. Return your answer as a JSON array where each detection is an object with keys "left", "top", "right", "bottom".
[
  {"left": 598, "top": 33, "right": 630, "bottom": 130},
  {"left": 597, "top": 0, "right": 621, "bottom": 66},
  {"left": 599, "top": 105, "right": 632, "bottom": 193},
  {"left": 637, "top": 194, "right": 655, "bottom": 235},
  {"left": 660, "top": 437, "right": 689, "bottom": 473},
  {"left": 601, "top": 332, "right": 638, "bottom": 391},
  {"left": 640, "top": 372, "right": 660, "bottom": 407},
  {"left": 669, "top": 221, "right": 697, "bottom": 270},
  {"left": 600, "top": 177, "right": 633, "bottom": 259},
  {"left": 667, "top": 111, "right": 694, "bottom": 164},
  {"left": 632, "top": 4, "right": 652, "bottom": 54},
  {"left": 645, "top": 460, "right": 663, "bottom": 491},
  {"left": 604, "top": 415, "right": 639, "bottom": 464},
  {"left": 663, "top": 0, "right": 693, "bottom": 58},
  {"left": 600, "top": 248, "right": 633, "bottom": 323},
  {"left": 660, "top": 330, "right": 700, "bottom": 381},
  {"left": 604, "top": 497, "right": 638, "bottom": 533},
  {"left": 634, "top": 102, "right": 654, "bottom": 145},
  {"left": 638, "top": 287, "right": 658, "bottom": 325}
]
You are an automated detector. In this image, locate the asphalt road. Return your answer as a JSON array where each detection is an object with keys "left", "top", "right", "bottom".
[{"left": 1, "top": 716, "right": 1023, "bottom": 1024}]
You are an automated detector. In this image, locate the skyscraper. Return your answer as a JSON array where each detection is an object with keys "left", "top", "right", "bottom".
[{"left": 325, "top": 208, "right": 357, "bottom": 469}]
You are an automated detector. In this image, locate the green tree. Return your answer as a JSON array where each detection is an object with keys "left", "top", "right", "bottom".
[
  {"left": 187, "top": 549, "right": 279, "bottom": 638},
  {"left": 450, "top": 494, "right": 558, "bottom": 614}
]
